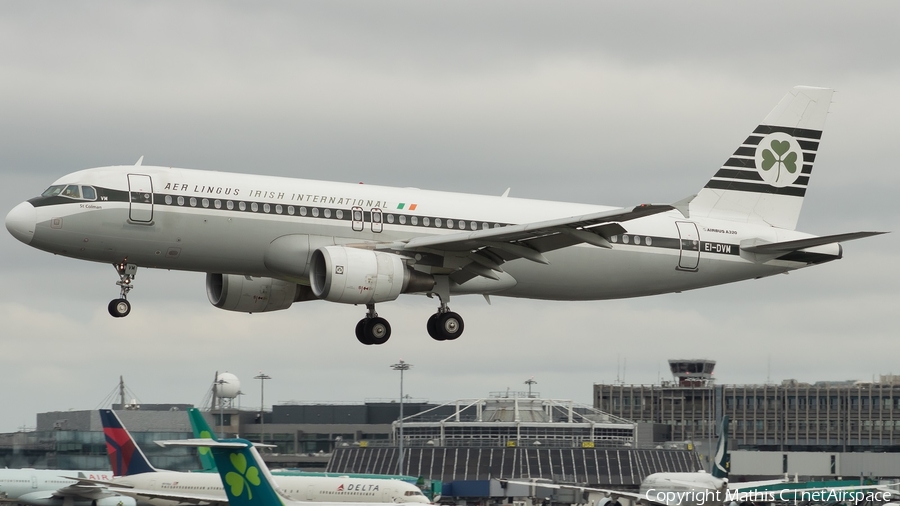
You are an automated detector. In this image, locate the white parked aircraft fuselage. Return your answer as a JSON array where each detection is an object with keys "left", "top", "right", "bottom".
[
  {"left": 0, "top": 468, "right": 116, "bottom": 505},
  {"left": 13, "top": 165, "right": 832, "bottom": 300},
  {"left": 108, "top": 469, "right": 428, "bottom": 506}
]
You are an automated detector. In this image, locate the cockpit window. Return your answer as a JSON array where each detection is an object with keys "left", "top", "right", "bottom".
[
  {"left": 62, "top": 185, "right": 82, "bottom": 199},
  {"left": 81, "top": 186, "right": 96, "bottom": 200},
  {"left": 42, "top": 185, "right": 65, "bottom": 197}
]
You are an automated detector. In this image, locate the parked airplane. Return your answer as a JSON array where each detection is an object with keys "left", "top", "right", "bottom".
[
  {"left": 94, "top": 410, "right": 429, "bottom": 505},
  {"left": 156, "top": 438, "right": 424, "bottom": 506},
  {"left": 0, "top": 468, "right": 133, "bottom": 506},
  {"left": 186, "top": 408, "right": 423, "bottom": 486},
  {"left": 5, "top": 86, "right": 884, "bottom": 344}
]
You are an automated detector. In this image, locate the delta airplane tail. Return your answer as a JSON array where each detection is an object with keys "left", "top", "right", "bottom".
[
  {"left": 711, "top": 415, "right": 730, "bottom": 480},
  {"left": 99, "top": 409, "right": 157, "bottom": 476},
  {"left": 692, "top": 86, "right": 833, "bottom": 230}
]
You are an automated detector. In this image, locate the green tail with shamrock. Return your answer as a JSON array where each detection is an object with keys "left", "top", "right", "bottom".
[
  {"left": 187, "top": 408, "right": 219, "bottom": 472},
  {"left": 691, "top": 86, "right": 834, "bottom": 231},
  {"left": 207, "top": 439, "right": 285, "bottom": 506}
]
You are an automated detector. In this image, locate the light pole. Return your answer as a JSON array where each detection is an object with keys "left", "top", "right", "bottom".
[
  {"left": 254, "top": 372, "right": 271, "bottom": 445},
  {"left": 390, "top": 360, "right": 412, "bottom": 475}
]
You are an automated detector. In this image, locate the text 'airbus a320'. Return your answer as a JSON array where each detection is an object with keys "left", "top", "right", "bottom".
[{"left": 5, "top": 86, "right": 884, "bottom": 345}]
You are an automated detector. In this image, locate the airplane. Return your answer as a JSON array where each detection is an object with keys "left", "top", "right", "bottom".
[
  {"left": 186, "top": 408, "right": 424, "bottom": 486},
  {"left": 156, "top": 438, "right": 424, "bottom": 506},
  {"left": 93, "top": 409, "right": 430, "bottom": 505},
  {"left": 0, "top": 468, "right": 135, "bottom": 506},
  {"left": 5, "top": 86, "right": 885, "bottom": 345},
  {"left": 509, "top": 417, "right": 896, "bottom": 506}
]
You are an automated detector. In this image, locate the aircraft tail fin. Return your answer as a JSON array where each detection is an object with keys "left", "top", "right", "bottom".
[
  {"left": 158, "top": 439, "right": 287, "bottom": 506},
  {"left": 99, "top": 409, "right": 156, "bottom": 476},
  {"left": 187, "top": 408, "right": 219, "bottom": 472},
  {"left": 691, "top": 86, "right": 834, "bottom": 230},
  {"left": 711, "top": 415, "right": 730, "bottom": 479}
]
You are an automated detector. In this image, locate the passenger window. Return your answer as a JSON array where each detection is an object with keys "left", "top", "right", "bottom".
[
  {"left": 435, "top": 218, "right": 442, "bottom": 227},
  {"left": 177, "top": 196, "right": 185, "bottom": 206},
  {"left": 190, "top": 197, "right": 197, "bottom": 207},
  {"left": 164, "top": 195, "right": 173, "bottom": 205},
  {"left": 239, "top": 202, "right": 246, "bottom": 211},
  {"left": 81, "top": 186, "right": 96, "bottom": 200},
  {"left": 251, "top": 202, "right": 258, "bottom": 212},
  {"left": 263, "top": 203, "right": 271, "bottom": 213},
  {"left": 276, "top": 204, "right": 283, "bottom": 214},
  {"left": 227, "top": 201, "right": 234, "bottom": 210},
  {"left": 324, "top": 209, "right": 331, "bottom": 218},
  {"left": 336, "top": 209, "right": 343, "bottom": 219},
  {"left": 202, "top": 198, "right": 209, "bottom": 208},
  {"left": 287, "top": 206, "right": 294, "bottom": 215},
  {"left": 215, "top": 200, "right": 222, "bottom": 209},
  {"left": 312, "top": 208, "right": 319, "bottom": 217},
  {"left": 399, "top": 215, "right": 406, "bottom": 224},
  {"left": 447, "top": 219, "right": 454, "bottom": 229},
  {"left": 423, "top": 217, "right": 430, "bottom": 227},
  {"left": 411, "top": 216, "right": 418, "bottom": 225}
]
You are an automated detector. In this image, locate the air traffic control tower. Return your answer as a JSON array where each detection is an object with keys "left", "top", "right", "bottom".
[{"left": 668, "top": 359, "right": 716, "bottom": 387}]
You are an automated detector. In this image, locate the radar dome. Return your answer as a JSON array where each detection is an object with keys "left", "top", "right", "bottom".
[{"left": 216, "top": 372, "right": 241, "bottom": 398}]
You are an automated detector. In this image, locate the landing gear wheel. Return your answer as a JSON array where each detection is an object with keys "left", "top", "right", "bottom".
[
  {"left": 365, "top": 317, "right": 391, "bottom": 345},
  {"left": 355, "top": 319, "right": 372, "bottom": 345},
  {"left": 426, "top": 313, "right": 444, "bottom": 341},
  {"left": 435, "top": 312, "right": 464, "bottom": 341},
  {"left": 108, "top": 298, "right": 131, "bottom": 318}
]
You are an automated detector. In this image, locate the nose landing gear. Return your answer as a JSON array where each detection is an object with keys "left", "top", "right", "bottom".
[{"left": 108, "top": 262, "right": 137, "bottom": 318}]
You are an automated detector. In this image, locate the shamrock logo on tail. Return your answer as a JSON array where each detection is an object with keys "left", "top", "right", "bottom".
[
  {"left": 225, "top": 452, "right": 261, "bottom": 500},
  {"left": 760, "top": 139, "right": 798, "bottom": 183},
  {"left": 199, "top": 430, "right": 213, "bottom": 456}
]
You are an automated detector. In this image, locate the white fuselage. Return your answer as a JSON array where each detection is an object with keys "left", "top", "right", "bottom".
[
  {"left": 9, "top": 165, "right": 836, "bottom": 301},
  {"left": 0, "top": 468, "right": 115, "bottom": 505},
  {"left": 109, "top": 470, "right": 429, "bottom": 505}
]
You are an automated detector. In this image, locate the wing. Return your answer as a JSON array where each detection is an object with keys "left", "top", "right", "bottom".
[
  {"left": 376, "top": 204, "right": 674, "bottom": 283},
  {"left": 62, "top": 478, "right": 226, "bottom": 506}
]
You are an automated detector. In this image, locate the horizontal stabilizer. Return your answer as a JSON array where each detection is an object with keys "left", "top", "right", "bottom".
[{"left": 741, "top": 231, "right": 886, "bottom": 254}]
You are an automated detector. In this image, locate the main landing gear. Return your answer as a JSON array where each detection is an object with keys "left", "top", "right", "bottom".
[
  {"left": 108, "top": 261, "right": 137, "bottom": 318},
  {"left": 425, "top": 276, "right": 464, "bottom": 341},
  {"left": 355, "top": 304, "right": 392, "bottom": 345}
]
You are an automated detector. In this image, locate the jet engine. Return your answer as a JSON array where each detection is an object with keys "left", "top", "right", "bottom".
[
  {"left": 206, "top": 273, "right": 312, "bottom": 313},
  {"left": 93, "top": 497, "right": 137, "bottom": 506},
  {"left": 309, "top": 246, "right": 434, "bottom": 304}
]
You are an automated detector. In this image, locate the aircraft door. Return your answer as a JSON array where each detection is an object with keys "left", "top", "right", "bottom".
[
  {"left": 676, "top": 221, "right": 700, "bottom": 271},
  {"left": 31, "top": 475, "right": 37, "bottom": 489},
  {"left": 351, "top": 206, "right": 364, "bottom": 232},
  {"left": 127, "top": 174, "right": 154, "bottom": 223},
  {"left": 371, "top": 208, "right": 383, "bottom": 233}
]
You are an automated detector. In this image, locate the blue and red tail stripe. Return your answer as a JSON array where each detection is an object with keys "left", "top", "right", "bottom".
[{"left": 99, "top": 409, "right": 155, "bottom": 476}]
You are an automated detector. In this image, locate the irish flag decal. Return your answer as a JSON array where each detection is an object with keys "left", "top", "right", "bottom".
[{"left": 397, "top": 203, "right": 418, "bottom": 211}]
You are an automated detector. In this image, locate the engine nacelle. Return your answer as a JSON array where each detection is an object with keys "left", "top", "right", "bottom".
[
  {"left": 94, "top": 497, "right": 137, "bottom": 506},
  {"left": 207, "top": 273, "right": 310, "bottom": 313},
  {"left": 309, "top": 246, "right": 434, "bottom": 304}
]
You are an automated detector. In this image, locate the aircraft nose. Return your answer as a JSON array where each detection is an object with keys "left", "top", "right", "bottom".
[{"left": 6, "top": 201, "right": 36, "bottom": 245}]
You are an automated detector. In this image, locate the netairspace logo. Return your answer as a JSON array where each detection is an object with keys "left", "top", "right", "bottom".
[{"left": 644, "top": 489, "right": 893, "bottom": 505}]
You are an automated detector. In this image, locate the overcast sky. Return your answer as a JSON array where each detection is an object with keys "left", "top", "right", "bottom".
[{"left": 1, "top": 1, "right": 898, "bottom": 433}]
